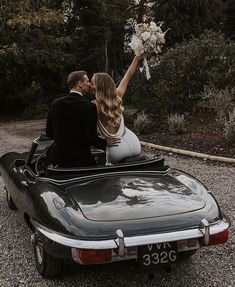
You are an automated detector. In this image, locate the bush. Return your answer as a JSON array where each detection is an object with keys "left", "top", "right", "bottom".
[
  {"left": 123, "top": 108, "right": 138, "bottom": 125},
  {"left": 168, "top": 114, "right": 186, "bottom": 135},
  {"left": 126, "top": 31, "right": 235, "bottom": 114},
  {"left": 224, "top": 109, "right": 235, "bottom": 142},
  {"left": 134, "top": 113, "right": 152, "bottom": 134},
  {"left": 199, "top": 86, "right": 234, "bottom": 125},
  {"left": 0, "top": 5, "right": 76, "bottom": 117},
  {"left": 22, "top": 101, "right": 48, "bottom": 119}
]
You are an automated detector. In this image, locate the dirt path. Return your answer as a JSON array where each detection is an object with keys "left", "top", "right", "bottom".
[{"left": 0, "top": 120, "right": 45, "bottom": 156}]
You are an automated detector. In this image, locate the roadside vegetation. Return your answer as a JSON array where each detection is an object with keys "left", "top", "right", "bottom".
[{"left": 0, "top": 0, "right": 234, "bottom": 149}]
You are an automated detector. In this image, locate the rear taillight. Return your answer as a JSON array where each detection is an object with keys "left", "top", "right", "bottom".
[
  {"left": 77, "top": 249, "right": 112, "bottom": 264},
  {"left": 208, "top": 230, "right": 229, "bottom": 246}
]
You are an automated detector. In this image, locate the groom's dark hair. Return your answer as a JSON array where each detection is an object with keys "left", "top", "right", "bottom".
[{"left": 67, "top": 71, "right": 87, "bottom": 90}]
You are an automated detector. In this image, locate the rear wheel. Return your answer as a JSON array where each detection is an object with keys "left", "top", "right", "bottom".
[
  {"left": 34, "top": 233, "right": 64, "bottom": 279},
  {"left": 5, "top": 188, "right": 17, "bottom": 210}
]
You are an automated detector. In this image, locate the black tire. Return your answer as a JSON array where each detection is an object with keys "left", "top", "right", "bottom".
[
  {"left": 34, "top": 234, "right": 64, "bottom": 279},
  {"left": 5, "top": 188, "right": 17, "bottom": 210},
  {"left": 179, "top": 250, "right": 197, "bottom": 259}
]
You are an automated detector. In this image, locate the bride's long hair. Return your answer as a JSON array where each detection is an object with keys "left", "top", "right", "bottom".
[{"left": 93, "top": 73, "right": 124, "bottom": 127}]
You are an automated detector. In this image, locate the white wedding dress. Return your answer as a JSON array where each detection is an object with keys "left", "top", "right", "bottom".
[{"left": 97, "top": 116, "right": 141, "bottom": 165}]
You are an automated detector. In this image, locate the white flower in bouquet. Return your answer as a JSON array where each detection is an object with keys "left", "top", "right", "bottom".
[
  {"left": 140, "top": 31, "right": 151, "bottom": 42},
  {"left": 155, "top": 32, "right": 165, "bottom": 44},
  {"left": 128, "top": 21, "right": 168, "bottom": 80},
  {"left": 128, "top": 35, "right": 144, "bottom": 56},
  {"left": 135, "top": 23, "right": 148, "bottom": 36},
  {"left": 150, "top": 21, "right": 158, "bottom": 32}
]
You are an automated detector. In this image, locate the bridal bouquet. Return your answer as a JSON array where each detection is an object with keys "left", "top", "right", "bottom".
[{"left": 128, "top": 21, "right": 167, "bottom": 80}]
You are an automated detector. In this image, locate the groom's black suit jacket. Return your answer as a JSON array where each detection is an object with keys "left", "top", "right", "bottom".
[{"left": 46, "top": 92, "right": 106, "bottom": 167}]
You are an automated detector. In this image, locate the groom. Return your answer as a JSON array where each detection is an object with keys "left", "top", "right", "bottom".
[{"left": 46, "top": 70, "right": 119, "bottom": 167}]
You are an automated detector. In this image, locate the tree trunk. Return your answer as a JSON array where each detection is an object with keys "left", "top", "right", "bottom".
[{"left": 105, "top": 38, "right": 109, "bottom": 73}]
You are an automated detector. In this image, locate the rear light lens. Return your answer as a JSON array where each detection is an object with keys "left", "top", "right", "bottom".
[
  {"left": 208, "top": 230, "right": 229, "bottom": 246},
  {"left": 78, "top": 249, "right": 112, "bottom": 264}
]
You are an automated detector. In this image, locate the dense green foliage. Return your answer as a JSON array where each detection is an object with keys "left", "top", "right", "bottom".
[
  {"left": 154, "top": 0, "right": 226, "bottom": 44},
  {"left": 0, "top": 0, "right": 234, "bottom": 117},
  {"left": 66, "top": 0, "right": 134, "bottom": 74},
  {"left": 0, "top": 0, "right": 76, "bottom": 115},
  {"left": 126, "top": 31, "right": 235, "bottom": 113},
  {"left": 223, "top": 0, "right": 235, "bottom": 38}
]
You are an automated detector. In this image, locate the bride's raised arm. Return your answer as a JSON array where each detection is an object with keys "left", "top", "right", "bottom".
[{"left": 116, "top": 55, "right": 143, "bottom": 98}]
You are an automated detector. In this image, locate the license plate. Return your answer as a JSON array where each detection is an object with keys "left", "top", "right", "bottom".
[{"left": 138, "top": 242, "right": 178, "bottom": 267}]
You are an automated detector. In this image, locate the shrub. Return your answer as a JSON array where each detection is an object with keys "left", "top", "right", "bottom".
[
  {"left": 199, "top": 86, "right": 234, "bottom": 125},
  {"left": 134, "top": 113, "right": 152, "bottom": 134},
  {"left": 123, "top": 108, "right": 138, "bottom": 125},
  {"left": 126, "top": 31, "right": 235, "bottom": 114},
  {"left": 168, "top": 114, "right": 186, "bottom": 135},
  {"left": 224, "top": 109, "right": 235, "bottom": 142},
  {"left": 22, "top": 101, "right": 48, "bottom": 119}
]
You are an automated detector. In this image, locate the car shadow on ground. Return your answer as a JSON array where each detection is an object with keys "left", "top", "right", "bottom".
[{"left": 59, "top": 256, "right": 198, "bottom": 284}]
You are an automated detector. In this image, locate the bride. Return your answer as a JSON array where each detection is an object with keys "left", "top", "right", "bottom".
[{"left": 91, "top": 55, "right": 143, "bottom": 165}]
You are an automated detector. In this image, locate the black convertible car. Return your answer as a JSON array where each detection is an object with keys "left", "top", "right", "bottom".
[{"left": 0, "top": 135, "right": 230, "bottom": 278}]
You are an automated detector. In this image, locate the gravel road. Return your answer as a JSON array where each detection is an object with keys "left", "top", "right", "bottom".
[{"left": 0, "top": 120, "right": 234, "bottom": 287}]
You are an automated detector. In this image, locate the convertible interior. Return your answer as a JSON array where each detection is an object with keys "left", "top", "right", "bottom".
[{"left": 14, "top": 134, "right": 168, "bottom": 180}]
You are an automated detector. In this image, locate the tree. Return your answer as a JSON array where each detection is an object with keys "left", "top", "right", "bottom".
[
  {"left": 153, "top": 0, "right": 226, "bottom": 45},
  {"left": 65, "top": 0, "right": 135, "bottom": 77},
  {"left": 101, "top": 0, "right": 135, "bottom": 75},
  {"left": 65, "top": 0, "right": 109, "bottom": 74},
  {"left": 0, "top": 0, "right": 75, "bottom": 115},
  {"left": 224, "top": 0, "right": 235, "bottom": 39}
]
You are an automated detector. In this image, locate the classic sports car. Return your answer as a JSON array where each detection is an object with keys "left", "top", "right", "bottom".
[{"left": 0, "top": 135, "right": 230, "bottom": 278}]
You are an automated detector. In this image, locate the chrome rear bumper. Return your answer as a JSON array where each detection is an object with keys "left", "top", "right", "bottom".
[{"left": 31, "top": 218, "right": 229, "bottom": 250}]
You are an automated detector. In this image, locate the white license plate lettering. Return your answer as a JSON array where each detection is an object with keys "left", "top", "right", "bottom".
[
  {"left": 152, "top": 252, "right": 160, "bottom": 264},
  {"left": 138, "top": 242, "right": 178, "bottom": 267},
  {"left": 147, "top": 245, "right": 153, "bottom": 251},
  {"left": 169, "top": 250, "right": 177, "bottom": 262},
  {"left": 160, "top": 251, "right": 168, "bottom": 264},
  {"left": 156, "top": 243, "right": 162, "bottom": 249},
  {"left": 164, "top": 243, "right": 171, "bottom": 248},
  {"left": 143, "top": 254, "right": 151, "bottom": 266},
  {"left": 155, "top": 243, "right": 172, "bottom": 249}
]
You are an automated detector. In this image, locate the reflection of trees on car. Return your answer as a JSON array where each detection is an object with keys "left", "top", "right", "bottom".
[
  {"left": 72, "top": 177, "right": 151, "bottom": 206},
  {"left": 72, "top": 174, "right": 199, "bottom": 208}
]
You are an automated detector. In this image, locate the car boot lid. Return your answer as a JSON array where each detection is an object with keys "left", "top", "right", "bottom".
[{"left": 67, "top": 174, "right": 206, "bottom": 221}]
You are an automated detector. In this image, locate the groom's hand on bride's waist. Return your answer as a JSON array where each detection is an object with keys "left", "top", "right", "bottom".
[{"left": 106, "top": 138, "right": 121, "bottom": 147}]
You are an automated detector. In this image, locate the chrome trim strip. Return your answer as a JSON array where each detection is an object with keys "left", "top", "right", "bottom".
[
  {"left": 48, "top": 157, "right": 163, "bottom": 172},
  {"left": 123, "top": 229, "right": 204, "bottom": 247},
  {"left": 38, "top": 170, "right": 170, "bottom": 184},
  {"left": 31, "top": 220, "right": 117, "bottom": 249},
  {"left": 31, "top": 219, "right": 229, "bottom": 250}
]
